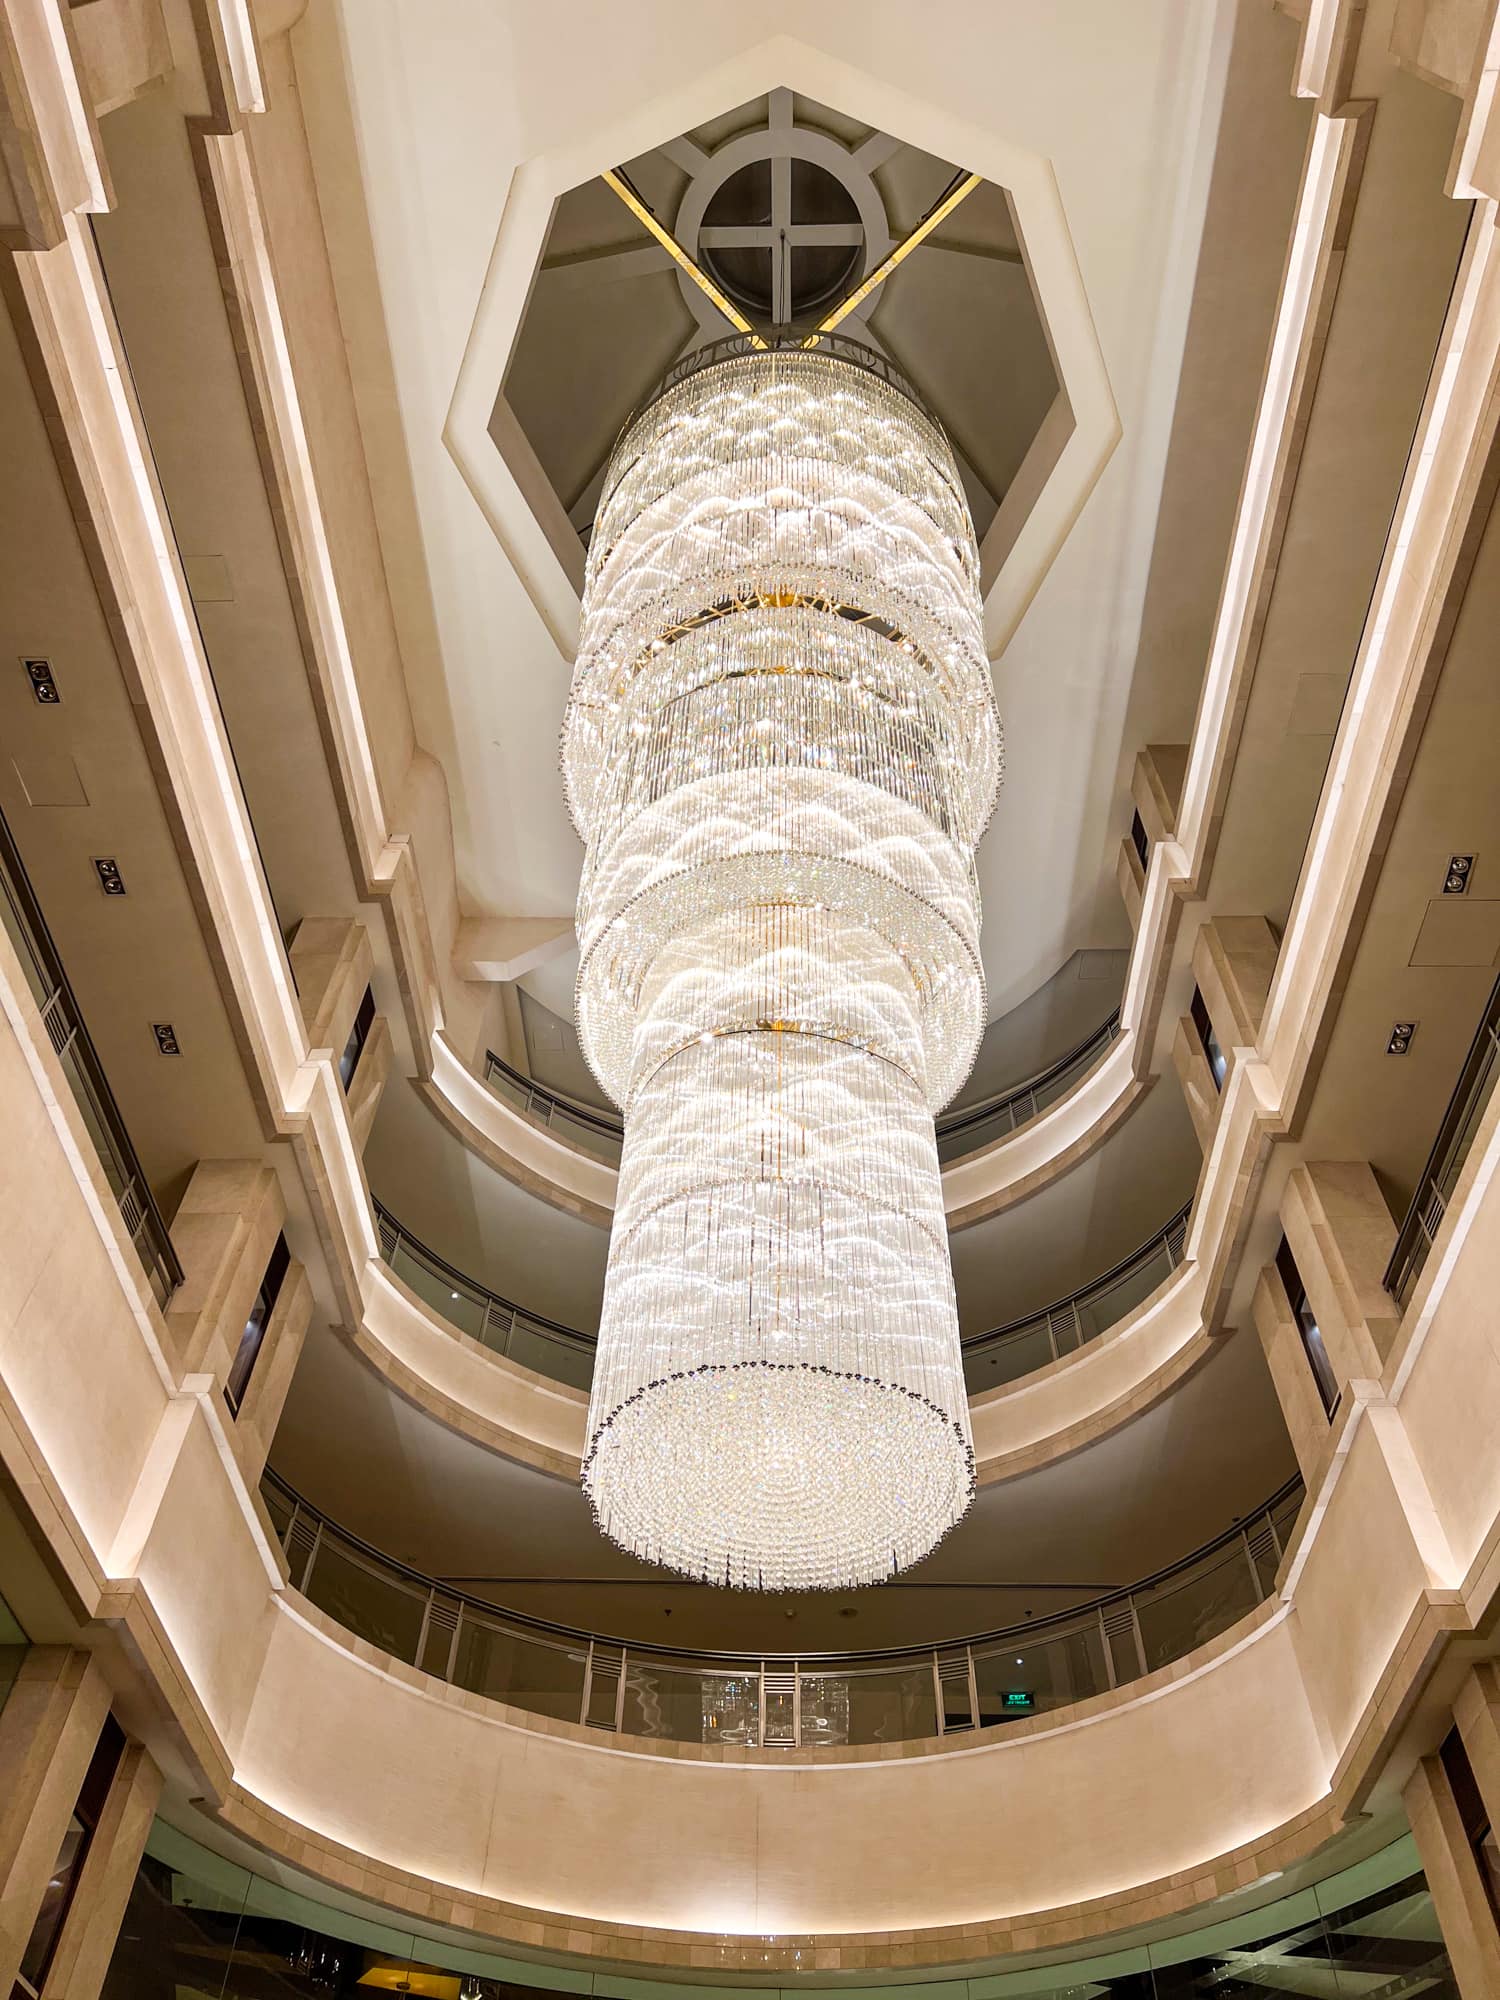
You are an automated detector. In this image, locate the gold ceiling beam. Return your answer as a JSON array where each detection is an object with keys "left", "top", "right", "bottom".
[
  {"left": 807, "top": 171, "right": 984, "bottom": 345},
  {"left": 602, "top": 169, "right": 767, "bottom": 348}
]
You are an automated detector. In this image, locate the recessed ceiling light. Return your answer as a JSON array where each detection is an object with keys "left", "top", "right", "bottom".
[
  {"left": 23, "top": 657, "right": 59, "bottom": 704},
  {"left": 1444, "top": 854, "right": 1475, "bottom": 894},
  {"left": 151, "top": 1023, "right": 180, "bottom": 1056},
  {"left": 92, "top": 857, "right": 125, "bottom": 897},
  {"left": 1387, "top": 1021, "right": 1417, "bottom": 1055}
]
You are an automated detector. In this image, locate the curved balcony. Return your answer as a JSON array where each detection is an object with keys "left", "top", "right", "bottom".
[
  {"left": 374, "top": 1201, "right": 594, "bottom": 1390},
  {"left": 482, "top": 1008, "right": 1124, "bottom": 1178},
  {"left": 0, "top": 805, "right": 180, "bottom": 1307},
  {"left": 962, "top": 1199, "right": 1191, "bottom": 1388},
  {"left": 260, "top": 1469, "right": 1302, "bottom": 1749},
  {"left": 374, "top": 1196, "right": 1196, "bottom": 1405}
]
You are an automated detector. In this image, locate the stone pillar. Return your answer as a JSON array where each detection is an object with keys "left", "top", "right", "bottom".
[
  {"left": 1116, "top": 835, "right": 1145, "bottom": 927},
  {"left": 229, "top": 1259, "right": 312, "bottom": 1485},
  {"left": 1455, "top": 1661, "right": 1500, "bottom": 1834},
  {"left": 1280, "top": 1161, "right": 1400, "bottom": 1377},
  {"left": 288, "top": 917, "right": 373, "bottom": 1058},
  {"left": 345, "top": 1014, "right": 393, "bottom": 1151},
  {"left": 39, "top": 1740, "right": 162, "bottom": 2000},
  {"left": 1193, "top": 916, "right": 1280, "bottom": 1048},
  {"left": 164, "top": 1160, "right": 285, "bottom": 1379},
  {"left": 1251, "top": 1264, "right": 1333, "bottom": 1482},
  {"left": 1172, "top": 1011, "right": 1221, "bottom": 1150},
  {"left": 1132, "top": 743, "right": 1188, "bottom": 843},
  {"left": 0, "top": 1650, "right": 110, "bottom": 1996},
  {"left": 288, "top": 918, "right": 391, "bottom": 1144},
  {"left": 1405, "top": 1752, "right": 1500, "bottom": 1998}
]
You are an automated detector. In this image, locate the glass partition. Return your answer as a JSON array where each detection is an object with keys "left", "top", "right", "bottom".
[
  {"left": 101, "top": 1822, "right": 1456, "bottom": 2000},
  {"left": 265, "top": 1469, "right": 1303, "bottom": 1752}
]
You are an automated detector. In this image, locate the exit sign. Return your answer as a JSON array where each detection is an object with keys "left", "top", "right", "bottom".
[{"left": 1002, "top": 1689, "right": 1034, "bottom": 1711}]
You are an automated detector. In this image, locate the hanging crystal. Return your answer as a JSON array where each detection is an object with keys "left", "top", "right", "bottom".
[{"left": 563, "top": 346, "right": 1001, "bottom": 1590}]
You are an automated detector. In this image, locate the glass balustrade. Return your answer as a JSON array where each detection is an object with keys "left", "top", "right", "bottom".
[
  {"left": 1386, "top": 967, "right": 1500, "bottom": 1307},
  {"left": 483, "top": 1007, "right": 1123, "bottom": 1172},
  {"left": 374, "top": 1197, "right": 1196, "bottom": 1404},
  {"left": 263, "top": 1470, "right": 1302, "bottom": 1751},
  {"left": 935, "top": 1011, "right": 1123, "bottom": 1162},
  {"left": 0, "top": 805, "right": 181, "bottom": 1307}
]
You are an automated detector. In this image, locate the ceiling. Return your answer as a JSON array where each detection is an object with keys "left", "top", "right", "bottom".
[
  {"left": 500, "top": 89, "right": 1058, "bottom": 548},
  {"left": 295, "top": 0, "right": 1310, "bottom": 1033}
]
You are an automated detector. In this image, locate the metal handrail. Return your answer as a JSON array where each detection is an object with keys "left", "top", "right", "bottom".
[
  {"left": 0, "top": 805, "right": 181, "bottom": 1307},
  {"left": 262, "top": 1467, "right": 1303, "bottom": 1749},
  {"left": 483, "top": 1007, "right": 1124, "bottom": 1171},
  {"left": 1385, "top": 966, "right": 1500, "bottom": 1307},
  {"left": 374, "top": 1196, "right": 1194, "bottom": 1402},
  {"left": 936, "top": 1010, "right": 1123, "bottom": 1161},
  {"left": 961, "top": 1200, "right": 1193, "bottom": 1388},
  {"left": 482, "top": 1050, "right": 623, "bottom": 1163},
  {"left": 373, "top": 1201, "right": 595, "bottom": 1389}
]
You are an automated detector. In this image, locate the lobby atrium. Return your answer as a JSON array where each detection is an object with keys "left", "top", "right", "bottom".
[{"left": 4, "top": 0, "right": 1500, "bottom": 1995}]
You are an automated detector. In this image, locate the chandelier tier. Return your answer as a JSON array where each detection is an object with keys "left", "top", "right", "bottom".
[{"left": 564, "top": 345, "right": 1001, "bottom": 1590}]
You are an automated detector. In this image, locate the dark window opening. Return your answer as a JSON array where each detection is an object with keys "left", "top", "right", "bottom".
[
  {"left": 338, "top": 986, "right": 376, "bottom": 1093},
  {"left": 1191, "top": 985, "right": 1227, "bottom": 1091},
  {"left": 1442, "top": 1725, "right": 1500, "bottom": 1929},
  {"left": 1129, "top": 808, "right": 1149, "bottom": 870},
  {"left": 16, "top": 1712, "right": 125, "bottom": 1997},
  {"left": 1276, "top": 1234, "right": 1340, "bottom": 1419},
  {"left": 225, "top": 1232, "right": 291, "bottom": 1418}
]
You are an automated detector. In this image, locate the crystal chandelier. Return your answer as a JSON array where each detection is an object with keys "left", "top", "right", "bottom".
[{"left": 563, "top": 344, "right": 1000, "bottom": 1590}]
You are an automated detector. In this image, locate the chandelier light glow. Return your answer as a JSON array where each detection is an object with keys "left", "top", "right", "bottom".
[{"left": 564, "top": 344, "right": 1001, "bottom": 1590}]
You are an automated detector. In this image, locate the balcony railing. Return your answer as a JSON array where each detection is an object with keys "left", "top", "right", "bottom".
[
  {"left": 262, "top": 1469, "right": 1302, "bottom": 1749},
  {"left": 374, "top": 1202, "right": 595, "bottom": 1389},
  {"left": 0, "top": 806, "right": 181, "bottom": 1307},
  {"left": 960, "top": 1201, "right": 1192, "bottom": 1390},
  {"left": 484, "top": 1007, "right": 1124, "bottom": 1174},
  {"left": 935, "top": 1011, "right": 1123, "bottom": 1162},
  {"left": 1386, "top": 966, "right": 1500, "bottom": 1307},
  {"left": 374, "top": 1198, "right": 1193, "bottom": 1402},
  {"left": 482, "top": 1051, "right": 624, "bottom": 1164}
]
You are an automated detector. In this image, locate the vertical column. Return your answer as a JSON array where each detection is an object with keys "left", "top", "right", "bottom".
[
  {"left": 1405, "top": 1750, "right": 1500, "bottom": 1998},
  {"left": 1456, "top": 1662, "right": 1500, "bottom": 1844},
  {"left": 1171, "top": 916, "right": 1280, "bottom": 1149},
  {"left": 288, "top": 918, "right": 391, "bottom": 1148},
  {"left": 165, "top": 1161, "right": 285, "bottom": 1378},
  {"left": 1251, "top": 1263, "right": 1333, "bottom": 1481},
  {"left": 39, "top": 1741, "right": 162, "bottom": 2000},
  {"left": 164, "top": 1160, "right": 311, "bottom": 1481},
  {"left": 1281, "top": 1161, "right": 1400, "bottom": 1374},
  {"left": 287, "top": 917, "right": 372, "bottom": 1055},
  {"left": 0, "top": 1650, "right": 109, "bottom": 1995}
]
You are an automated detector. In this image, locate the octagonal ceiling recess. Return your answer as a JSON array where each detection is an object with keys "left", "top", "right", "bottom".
[
  {"left": 446, "top": 53, "right": 1120, "bottom": 666},
  {"left": 499, "top": 87, "right": 1060, "bottom": 579}
]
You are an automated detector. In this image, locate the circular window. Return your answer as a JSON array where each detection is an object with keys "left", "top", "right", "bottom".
[{"left": 698, "top": 158, "right": 863, "bottom": 328}]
